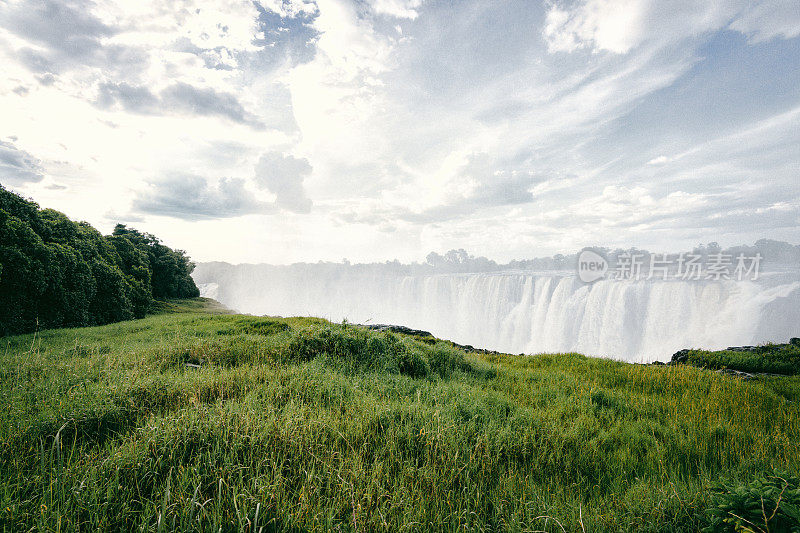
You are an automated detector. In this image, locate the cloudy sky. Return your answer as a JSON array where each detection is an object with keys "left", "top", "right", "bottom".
[{"left": 1, "top": 0, "right": 799, "bottom": 264}]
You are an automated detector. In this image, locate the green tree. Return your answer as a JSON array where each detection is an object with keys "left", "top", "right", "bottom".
[
  {"left": 112, "top": 224, "right": 199, "bottom": 299},
  {"left": 0, "top": 185, "right": 199, "bottom": 335}
]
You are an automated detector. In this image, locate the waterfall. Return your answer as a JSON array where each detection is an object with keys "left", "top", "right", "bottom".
[{"left": 193, "top": 264, "right": 800, "bottom": 362}]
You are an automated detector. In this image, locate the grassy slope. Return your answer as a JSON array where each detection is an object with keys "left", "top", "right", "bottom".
[
  {"left": 1, "top": 299, "right": 798, "bottom": 532},
  {"left": 684, "top": 344, "right": 800, "bottom": 375}
]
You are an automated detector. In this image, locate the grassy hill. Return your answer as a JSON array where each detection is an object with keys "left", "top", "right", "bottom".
[
  {"left": 1, "top": 299, "right": 799, "bottom": 531},
  {"left": 679, "top": 343, "right": 800, "bottom": 376}
]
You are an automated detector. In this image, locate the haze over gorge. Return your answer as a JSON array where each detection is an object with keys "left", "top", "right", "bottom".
[{"left": 193, "top": 243, "right": 800, "bottom": 362}]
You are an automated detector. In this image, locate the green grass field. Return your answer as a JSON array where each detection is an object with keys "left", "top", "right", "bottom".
[
  {"left": 1, "top": 299, "right": 799, "bottom": 532},
  {"left": 683, "top": 343, "right": 800, "bottom": 376}
]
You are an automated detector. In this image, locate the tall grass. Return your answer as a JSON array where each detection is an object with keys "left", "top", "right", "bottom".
[
  {"left": 1, "top": 299, "right": 798, "bottom": 531},
  {"left": 683, "top": 343, "right": 800, "bottom": 375}
]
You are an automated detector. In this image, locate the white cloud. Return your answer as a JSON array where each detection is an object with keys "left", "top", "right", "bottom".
[
  {"left": 729, "top": 0, "right": 800, "bottom": 42},
  {"left": 0, "top": 139, "right": 45, "bottom": 184},
  {"left": 543, "top": 0, "right": 800, "bottom": 55},
  {"left": 543, "top": 0, "right": 647, "bottom": 54},
  {"left": 369, "top": 0, "right": 424, "bottom": 19},
  {"left": 254, "top": 151, "right": 313, "bottom": 213},
  {"left": 132, "top": 175, "right": 271, "bottom": 220},
  {"left": 1, "top": 0, "right": 798, "bottom": 263},
  {"left": 647, "top": 155, "right": 670, "bottom": 165},
  {"left": 94, "top": 0, "right": 261, "bottom": 52}
]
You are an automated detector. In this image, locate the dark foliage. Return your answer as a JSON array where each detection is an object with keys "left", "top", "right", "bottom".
[
  {"left": 0, "top": 185, "right": 199, "bottom": 335},
  {"left": 703, "top": 471, "right": 800, "bottom": 532}
]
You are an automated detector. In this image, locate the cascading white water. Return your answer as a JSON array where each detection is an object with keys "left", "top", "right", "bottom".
[{"left": 193, "top": 264, "right": 800, "bottom": 362}]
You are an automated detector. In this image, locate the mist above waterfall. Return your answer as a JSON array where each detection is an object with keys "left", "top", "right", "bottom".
[{"left": 193, "top": 241, "right": 800, "bottom": 362}]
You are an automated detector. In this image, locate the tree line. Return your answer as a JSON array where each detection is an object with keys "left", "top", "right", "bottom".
[{"left": 0, "top": 185, "right": 199, "bottom": 335}]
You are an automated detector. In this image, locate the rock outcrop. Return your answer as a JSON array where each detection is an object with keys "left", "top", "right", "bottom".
[
  {"left": 361, "top": 323, "right": 505, "bottom": 355},
  {"left": 363, "top": 324, "right": 434, "bottom": 338}
]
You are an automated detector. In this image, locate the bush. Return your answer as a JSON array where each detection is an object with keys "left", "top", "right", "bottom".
[
  {"left": 426, "top": 342, "right": 469, "bottom": 378},
  {"left": 217, "top": 318, "right": 290, "bottom": 336},
  {"left": 284, "top": 325, "right": 431, "bottom": 378},
  {"left": 686, "top": 344, "right": 800, "bottom": 375},
  {"left": 396, "top": 349, "right": 430, "bottom": 378},
  {"left": 703, "top": 471, "right": 800, "bottom": 532}
]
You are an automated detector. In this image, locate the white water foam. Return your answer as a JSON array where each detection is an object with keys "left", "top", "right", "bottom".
[{"left": 194, "top": 265, "right": 800, "bottom": 362}]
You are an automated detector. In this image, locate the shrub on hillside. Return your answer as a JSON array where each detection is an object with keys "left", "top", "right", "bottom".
[
  {"left": 281, "top": 325, "right": 457, "bottom": 378},
  {"left": 686, "top": 344, "right": 800, "bottom": 375},
  {"left": 216, "top": 317, "right": 290, "bottom": 336},
  {"left": 285, "top": 325, "right": 425, "bottom": 376},
  {"left": 425, "top": 342, "right": 471, "bottom": 378},
  {"left": 703, "top": 471, "right": 800, "bottom": 532}
]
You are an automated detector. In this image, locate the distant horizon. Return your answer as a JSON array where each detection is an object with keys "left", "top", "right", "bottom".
[
  {"left": 5, "top": 182, "right": 800, "bottom": 267},
  {"left": 193, "top": 238, "right": 800, "bottom": 268}
]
